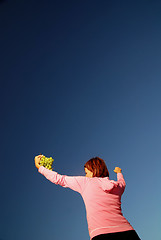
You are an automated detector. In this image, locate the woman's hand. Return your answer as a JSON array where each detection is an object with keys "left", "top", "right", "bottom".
[
  {"left": 34, "top": 155, "right": 43, "bottom": 169},
  {"left": 114, "top": 167, "right": 122, "bottom": 173}
]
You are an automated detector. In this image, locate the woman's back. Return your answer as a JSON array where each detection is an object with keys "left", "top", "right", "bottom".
[{"left": 81, "top": 175, "right": 134, "bottom": 239}]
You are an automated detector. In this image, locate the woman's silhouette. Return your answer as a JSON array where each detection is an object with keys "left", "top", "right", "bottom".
[{"left": 35, "top": 155, "right": 141, "bottom": 240}]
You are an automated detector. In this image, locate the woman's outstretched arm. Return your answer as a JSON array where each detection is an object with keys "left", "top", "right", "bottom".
[{"left": 34, "top": 155, "right": 87, "bottom": 194}]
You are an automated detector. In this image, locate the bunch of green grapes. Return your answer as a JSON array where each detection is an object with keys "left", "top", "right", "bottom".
[{"left": 40, "top": 155, "right": 54, "bottom": 170}]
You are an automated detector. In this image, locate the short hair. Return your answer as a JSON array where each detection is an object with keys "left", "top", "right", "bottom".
[{"left": 84, "top": 157, "right": 109, "bottom": 177}]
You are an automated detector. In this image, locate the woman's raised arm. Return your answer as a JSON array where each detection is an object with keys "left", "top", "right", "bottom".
[{"left": 35, "top": 155, "right": 87, "bottom": 194}]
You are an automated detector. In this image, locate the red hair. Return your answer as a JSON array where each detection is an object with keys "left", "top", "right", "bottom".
[{"left": 84, "top": 157, "right": 109, "bottom": 177}]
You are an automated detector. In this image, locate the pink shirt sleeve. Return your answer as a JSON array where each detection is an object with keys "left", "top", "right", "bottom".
[
  {"left": 117, "top": 172, "right": 126, "bottom": 192},
  {"left": 38, "top": 166, "right": 87, "bottom": 194},
  {"left": 101, "top": 173, "right": 126, "bottom": 193}
]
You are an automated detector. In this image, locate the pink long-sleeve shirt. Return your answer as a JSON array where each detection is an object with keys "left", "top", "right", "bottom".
[{"left": 38, "top": 166, "right": 134, "bottom": 239}]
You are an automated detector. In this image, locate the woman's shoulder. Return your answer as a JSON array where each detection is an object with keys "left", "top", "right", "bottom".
[{"left": 94, "top": 177, "right": 119, "bottom": 191}]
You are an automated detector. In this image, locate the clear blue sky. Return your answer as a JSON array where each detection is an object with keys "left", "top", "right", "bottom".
[{"left": 1, "top": 1, "right": 161, "bottom": 240}]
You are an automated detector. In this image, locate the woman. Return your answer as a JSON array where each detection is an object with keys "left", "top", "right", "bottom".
[{"left": 35, "top": 155, "right": 141, "bottom": 240}]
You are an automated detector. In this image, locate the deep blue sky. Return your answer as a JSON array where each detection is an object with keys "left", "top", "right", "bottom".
[{"left": 1, "top": 1, "right": 161, "bottom": 240}]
